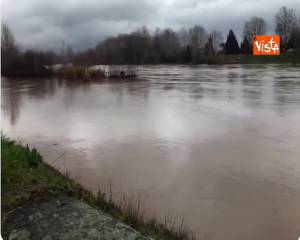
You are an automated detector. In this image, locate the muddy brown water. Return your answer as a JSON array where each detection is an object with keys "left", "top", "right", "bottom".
[{"left": 2, "top": 65, "right": 300, "bottom": 240}]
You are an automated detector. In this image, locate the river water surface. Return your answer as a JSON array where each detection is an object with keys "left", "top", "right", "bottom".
[{"left": 2, "top": 65, "right": 300, "bottom": 240}]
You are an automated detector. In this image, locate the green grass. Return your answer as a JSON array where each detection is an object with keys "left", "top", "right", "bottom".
[
  {"left": 1, "top": 136, "right": 78, "bottom": 217},
  {"left": 1, "top": 136, "right": 195, "bottom": 240},
  {"left": 204, "top": 51, "right": 300, "bottom": 65}
]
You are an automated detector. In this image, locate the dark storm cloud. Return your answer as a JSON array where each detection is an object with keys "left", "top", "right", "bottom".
[
  {"left": 3, "top": 0, "right": 160, "bottom": 50},
  {"left": 2, "top": 0, "right": 300, "bottom": 50}
]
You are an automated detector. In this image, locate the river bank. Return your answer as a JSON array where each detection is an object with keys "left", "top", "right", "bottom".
[
  {"left": 199, "top": 52, "right": 299, "bottom": 64},
  {"left": 1, "top": 136, "right": 194, "bottom": 240}
]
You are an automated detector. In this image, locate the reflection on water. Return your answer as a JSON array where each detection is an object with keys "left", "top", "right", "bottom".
[{"left": 2, "top": 65, "right": 300, "bottom": 240}]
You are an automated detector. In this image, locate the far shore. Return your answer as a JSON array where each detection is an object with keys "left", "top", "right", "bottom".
[{"left": 2, "top": 52, "right": 299, "bottom": 79}]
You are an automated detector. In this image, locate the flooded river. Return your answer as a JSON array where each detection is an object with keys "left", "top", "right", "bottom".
[{"left": 2, "top": 65, "right": 300, "bottom": 240}]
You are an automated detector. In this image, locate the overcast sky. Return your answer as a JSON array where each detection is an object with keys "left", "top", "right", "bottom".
[{"left": 2, "top": 0, "right": 300, "bottom": 51}]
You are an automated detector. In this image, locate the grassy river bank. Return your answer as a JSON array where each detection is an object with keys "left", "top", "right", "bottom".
[{"left": 1, "top": 136, "right": 194, "bottom": 240}]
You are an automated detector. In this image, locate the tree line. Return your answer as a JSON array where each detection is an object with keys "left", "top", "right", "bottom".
[
  {"left": 1, "top": 24, "right": 56, "bottom": 77},
  {"left": 2, "top": 6, "right": 300, "bottom": 77},
  {"left": 71, "top": 6, "right": 300, "bottom": 64}
]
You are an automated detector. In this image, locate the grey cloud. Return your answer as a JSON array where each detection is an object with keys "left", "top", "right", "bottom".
[{"left": 2, "top": 0, "right": 300, "bottom": 50}]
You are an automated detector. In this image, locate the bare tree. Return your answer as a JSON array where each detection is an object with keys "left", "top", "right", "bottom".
[
  {"left": 210, "top": 30, "right": 223, "bottom": 53},
  {"left": 293, "top": 16, "right": 300, "bottom": 50},
  {"left": 189, "top": 25, "right": 207, "bottom": 49},
  {"left": 275, "top": 6, "right": 298, "bottom": 48},
  {"left": 133, "top": 26, "right": 151, "bottom": 63},
  {"left": 66, "top": 45, "right": 74, "bottom": 62},
  {"left": 1, "top": 23, "right": 19, "bottom": 75},
  {"left": 243, "top": 16, "right": 266, "bottom": 43},
  {"left": 1, "top": 24, "right": 16, "bottom": 50},
  {"left": 204, "top": 36, "right": 214, "bottom": 56},
  {"left": 160, "top": 28, "right": 181, "bottom": 62},
  {"left": 178, "top": 27, "right": 189, "bottom": 47}
]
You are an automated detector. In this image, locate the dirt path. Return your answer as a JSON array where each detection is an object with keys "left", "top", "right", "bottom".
[{"left": 2, "top": 195, "right": 153, "bottom": 240}]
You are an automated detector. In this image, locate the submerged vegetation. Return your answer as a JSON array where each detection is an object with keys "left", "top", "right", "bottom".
[
  {"left": 1, "top": 136, "right": 195, "bottom": 240},
  {"left": 57, "top": 66, "right": 92, "bottom": 80}
]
